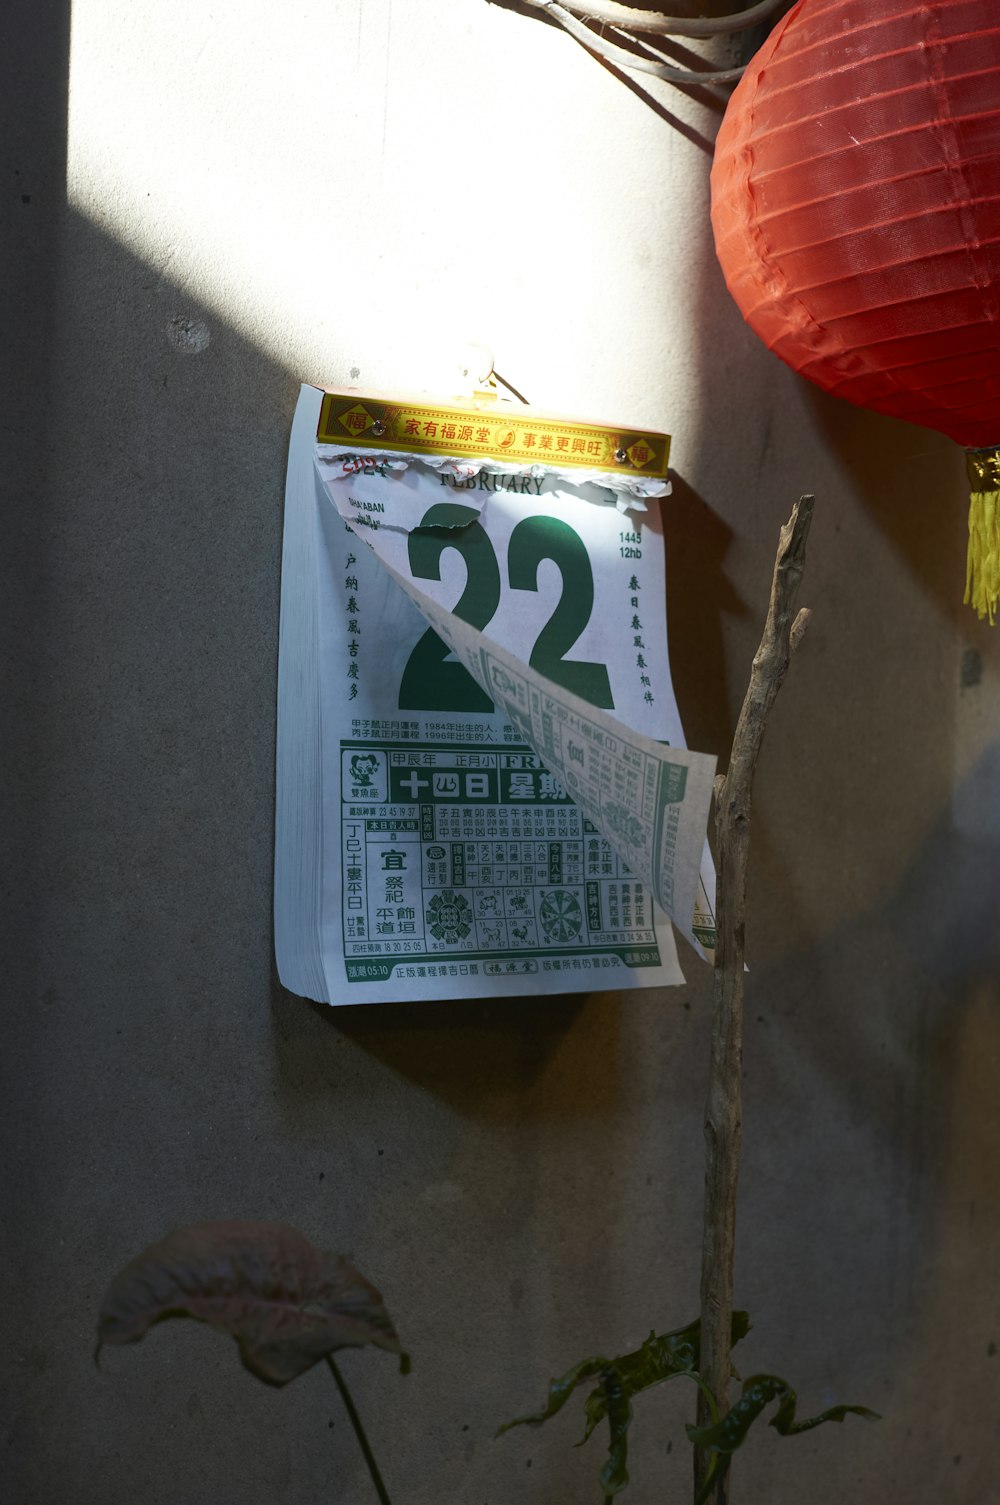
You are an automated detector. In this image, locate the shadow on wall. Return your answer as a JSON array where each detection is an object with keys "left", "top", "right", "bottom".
[
  {"left": 731, "top": 736, "right": 1000, "bottom": 1498},
  {"left": 5, "top": 0, "right": 71, "bottom": 1086},
  {"left": 7, "top": 195, "right": 302, "bottom": 1231},
  {"left": 661, "top": 472, "right": 748, "bottom": 757},
  {"left": 805, "top": 386, "right": 967, "bottom": 624},
  {"left": 271, "top": 985, "right": 600, "bottom": 1118}
]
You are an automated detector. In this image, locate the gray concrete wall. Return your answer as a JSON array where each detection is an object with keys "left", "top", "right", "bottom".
[{"left": 4, "top": 3, "right": 999, "bottom": 1503}]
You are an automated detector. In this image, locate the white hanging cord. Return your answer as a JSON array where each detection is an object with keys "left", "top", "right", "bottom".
[
  {"left": 522, "top": 0, "right": 788, "bottom": 38},
  {"left": 523, "top": 0, "right": 788, "bottom": 83}
]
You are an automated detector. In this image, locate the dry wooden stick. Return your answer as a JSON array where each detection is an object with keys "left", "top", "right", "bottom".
[{"left": 694, "top": 495, "right": 815, "bottom": 1504}]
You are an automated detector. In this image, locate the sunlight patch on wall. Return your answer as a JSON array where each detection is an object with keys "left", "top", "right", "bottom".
[{"left": 66, "top": 0, "right": 710, "bottom": 419}]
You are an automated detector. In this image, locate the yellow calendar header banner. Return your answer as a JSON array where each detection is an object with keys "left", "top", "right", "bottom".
[{"left": 316, "top": 390, "right": 670, "bottom": 478}]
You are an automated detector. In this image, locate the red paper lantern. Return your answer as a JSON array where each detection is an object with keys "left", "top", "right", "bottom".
[{"left": 711, "top": 0, "right": 1000, "bottom": 621}]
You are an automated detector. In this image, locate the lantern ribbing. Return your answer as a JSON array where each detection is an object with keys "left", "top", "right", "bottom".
[{"left": 711, "top": 0, "right": 1000, "bottom": 619}]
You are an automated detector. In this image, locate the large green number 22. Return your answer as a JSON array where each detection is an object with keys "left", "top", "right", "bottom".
[{"left": 398, "top": 504, "right": 614, "bottom": 712}]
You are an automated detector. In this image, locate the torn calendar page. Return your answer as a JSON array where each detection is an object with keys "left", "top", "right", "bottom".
[
  {"left": 274, "top": 384, "right": 717, "bottom": 1007},
  {"left": 329, "top": 510, "right": 717, "bottom": 953}
]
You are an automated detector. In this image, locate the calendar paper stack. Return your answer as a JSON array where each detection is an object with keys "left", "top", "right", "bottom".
[{"left": 275, "top": 384, "right": 716, "bottom": 1006}]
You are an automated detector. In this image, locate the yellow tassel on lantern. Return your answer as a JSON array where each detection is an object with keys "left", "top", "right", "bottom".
[{"left": 965, "top": 447, "right": 1000, "bottom": 625}]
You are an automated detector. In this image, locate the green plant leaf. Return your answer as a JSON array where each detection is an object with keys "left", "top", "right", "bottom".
[
  {"left": 496, "top": 1355, "right": 611, "bottom": 1434},
  {"left": 498, "top": 1314, "right": 750, "bottom": 1500},
  {"left": 694, "top": 1453, "right": 728, "bottom": 1505},
  {"left": 96, "top": 1220, "right": 406, "bottom": 1386},
  {"left": 686, "top": 1373, "right": 879, "bottom": 1457},
  {"left": 595, "top": 1365, "right": 632, "bottom": 1496},
  {"left": 582, "top": 1313, "right": 751, "bottom": 1441}
]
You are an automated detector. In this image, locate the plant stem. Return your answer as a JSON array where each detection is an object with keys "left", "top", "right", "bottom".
[
  {"left": 327, "top": 1356, "right": 394, "bottom": 1505},
  {"left": 693, "top": 496, "right": 815, "bottom": 1505}
]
